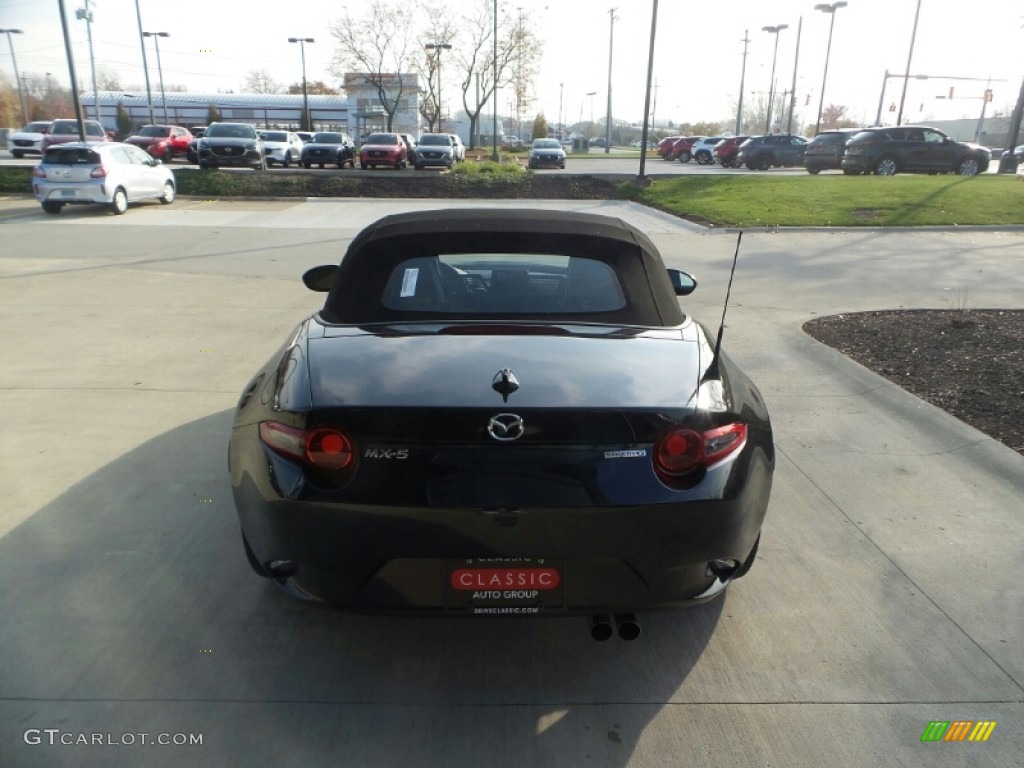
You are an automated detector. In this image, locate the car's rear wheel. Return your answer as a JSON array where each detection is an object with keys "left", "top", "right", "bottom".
[
  {"left": 283, "top": 153, "right": 291, "bottom": 168},
  {"left": 956, "top": 157, "right": 980, "bottom": 176},
  {"left": 678, "top": 151, "right": 691, "bottom": 163},
  {"left": 163, "top": 147, "right": 172, "bottom": 163},
  {"left": 806, "top": 166, "right": 821, "bottom": 174},
  {"left": 41, "top": 201, "right": 63, "bottom": 215},
  {"left": 110, "top": 187, "right": 128, "bottom": 215},
  {"left": 756, "top": 155, "right": 772, "bottom": 171},
  {"left": 159, "top": 180, "right": 175, "bottom": 204},
  {"left": 696, "top": 151, "right": 711, "bottom": 164},
  {"left": 875, "top": 155, "right": 898, "bottom": 175}
]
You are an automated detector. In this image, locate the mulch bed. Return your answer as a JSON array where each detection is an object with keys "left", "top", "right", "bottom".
[{"left": 804, "top": 310, "right": 1024, "bottom": 454}]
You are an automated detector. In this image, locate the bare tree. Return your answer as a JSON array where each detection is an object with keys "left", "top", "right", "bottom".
[
  {"left": 414, "top": 14, "right": 457, "bottom": 133},
  {"left": 456, "top": 0, "right": 541, "bottom": 148},
  {"left": 245, "top": 69, "right": 283, "bottom": 94},
  {"left": 820, "top": 104, "right": 858, "bottom": 130},
  {"left": 287, "top": 81, "right": 339, "bottom": 96},
  {"left": 329, "top": 0, "right": 414, "bottom": 131},
  {"left": 96, "top": 66, "right": 122, "bottom": 91}
]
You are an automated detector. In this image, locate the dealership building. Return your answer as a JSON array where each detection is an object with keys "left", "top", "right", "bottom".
[{"left": 81, "top": 73, "right": 420, "bottom": 138}]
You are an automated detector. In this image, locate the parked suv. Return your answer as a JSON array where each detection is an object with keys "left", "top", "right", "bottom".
[
  {"left": 840, "top": 126, "right": 990, "bottom": 176},
  {"left": 8, "top": 121, "right": 52, "bottom": 157},
  {"left": 196, "top": 122, "right": 264, "bottom": 170},
  {"left": 657, "top": 135, "right": 680, "bottom": 159},
  {"left": 691, "top": 137, "right": 725, "bottom": 165},
  {"left": 736, "top": 134, "right": 807, "bottom": 170},
  {"left": 414, "top": 133, "right": 460, "bottom": 169},
  {"left": 712, "top": 136, "right": 749, "bottom": 168},
  {"left": 260, "top": 130, "right": 304, "bottom": 167},
  {"left": 669, "top": 136, "right": 702, "bottom": 162},
  {"left": 41, "top": 119, "right": 110, "bottom": 150},
  {"left": 359, "top": 133, "right": 408, "bottom": 169},
  {"left": 803, "top": 129, "right": 858, "bottom": 174},
  {"left": 447, "top": 133, "right": 466, "bottom": 162},
  {"left": 300, "top": 132, "right": 355, "bottom": 168}
]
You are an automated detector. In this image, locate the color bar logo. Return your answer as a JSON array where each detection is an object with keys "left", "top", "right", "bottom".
[{"left": 920, "top": 720, "right": 996, "bottom": 742}]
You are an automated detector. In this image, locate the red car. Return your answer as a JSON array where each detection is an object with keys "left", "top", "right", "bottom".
[
  {"left": 668, "top": 136, "right": 702, "bottom": 163},
  {"left": 657, "top": 135, "right": 680, "bottom": 159},
  {"left": 712, "top": 136, "right": 749, "bottom": 168},
  {"left": 125, "top": 125, "right": 194, "bottom": 163},
  {"left": 359, "top": 132, "right": 408, "bottom": 169}
]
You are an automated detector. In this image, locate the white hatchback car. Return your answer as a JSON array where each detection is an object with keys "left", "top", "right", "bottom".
[{"left": 32, "top": 142, "right": 176, "bottom": 215}]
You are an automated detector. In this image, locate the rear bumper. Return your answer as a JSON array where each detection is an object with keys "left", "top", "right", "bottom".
[
  {"left": 231, "top": 432, "right": 773, "bottom": 614},
  {"left": 34, "top": 182, "right": 109, "bottom": 204}
]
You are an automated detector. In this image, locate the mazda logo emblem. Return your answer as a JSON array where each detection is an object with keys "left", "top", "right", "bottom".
[{"left": 487, "top": 413, "right": 525, "bottom": 442}]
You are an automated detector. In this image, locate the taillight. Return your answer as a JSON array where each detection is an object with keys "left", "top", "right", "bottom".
[
  {"left": 90, "top": 166, "right": 107, "bottom": 178},
  {"left": 654, "top": 428, "right": 704, "bottom": 477},
  {"left": 32, "top": 166, "right": 46, "bottom": 178},
  {"left": 305, "top": 427, "right": 354, "bottom": 471},
  {"left": 654, "top": 423, "right": 747, "bottom": 487},
  {"left": 703, "top": 423, "right": 747, "bottom": 465},
  {"left": 259, "top": 421, "right": 357, "bottom": 475}
]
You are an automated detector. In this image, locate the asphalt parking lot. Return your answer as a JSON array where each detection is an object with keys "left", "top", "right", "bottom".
[{"left": 0, "top": 196, "right": 1021, "bottom": 767}]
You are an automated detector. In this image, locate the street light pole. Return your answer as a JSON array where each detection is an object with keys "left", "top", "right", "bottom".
[
  {"left": 425, "top": 42, "right": 452, "bottom": 131},
  {"left": 814, "top": 2, "right": 847, "bottom": 135},
  {"left": 75, "top": 2, "right": 100, "bottom": 121},
  {"left": 896, "top": 0, "right": 923, "bottom": 125},
  {"left": 736, "top": 30, "right": 750, "bottom": 134},
  {"left": 558, "top": 82, "right": 564, "bottom": 139},
  {"left": 587, "top": 91, "right": 596, "bottom": 137},
  {"left": 762, "top": 24, "right": 788, "bottom": 133},
  {"left": 605, "top": 8, "right": 616, "bottom": 153},
  {"left": 786, "top": 16, "right": 802, "bottom": 134},
  {"left": 288, "top": 38, "right": 314, "bottom": 131},
  {"left": 0, "top": 29, "right": 27, "bottom": 123},
  {"left": 133, "top": 0, "right": 155, "bottom": 124},
  {"left": 143, "top": 32, "right": 170, "bottom": 124}
]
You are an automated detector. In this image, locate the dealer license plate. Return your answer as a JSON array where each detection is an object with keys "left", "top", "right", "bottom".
[
  {"left": 446, "top": 559, "right": 563, "bottom": 615},
  {"left": 60, "top": 190, "right": 76, "bottom": 198}
]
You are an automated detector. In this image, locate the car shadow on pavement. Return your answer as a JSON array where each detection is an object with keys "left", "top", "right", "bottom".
[{"left": 0, "top": 409, "right": 724, "bottom": 767}]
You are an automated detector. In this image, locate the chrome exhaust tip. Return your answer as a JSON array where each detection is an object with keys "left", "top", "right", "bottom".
[
  {"left": 590, "top": 614, "right": 614, "bottom": 642},
  {"left": 614, "top": 613, "right": 641, "bottom": 641}
]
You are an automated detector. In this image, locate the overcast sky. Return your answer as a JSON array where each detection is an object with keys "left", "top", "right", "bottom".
[{"left": 2, "top": 0, "right": 1021, "bottom": 130}]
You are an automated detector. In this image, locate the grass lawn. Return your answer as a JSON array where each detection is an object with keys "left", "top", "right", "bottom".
[{"left": 631, "top": 173, "right": 1024, "bottom": 227}]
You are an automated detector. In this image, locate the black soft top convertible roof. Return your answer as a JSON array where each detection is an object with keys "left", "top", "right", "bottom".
[{"left": 320, "top": 209, "right": 685, "bottom": 327}]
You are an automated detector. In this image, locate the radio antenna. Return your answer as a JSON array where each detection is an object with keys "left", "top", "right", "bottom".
[{"left": 703, "top": 230, "right": 743, "bottom": 382}]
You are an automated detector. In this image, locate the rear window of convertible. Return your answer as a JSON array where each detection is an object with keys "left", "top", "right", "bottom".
[{"left": 381, "top": 254, "right": 626, "bottom": 314}]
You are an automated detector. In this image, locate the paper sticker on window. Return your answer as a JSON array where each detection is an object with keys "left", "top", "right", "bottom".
[{"left": 400, "top": 268, "right": 420, "bottom": 297}]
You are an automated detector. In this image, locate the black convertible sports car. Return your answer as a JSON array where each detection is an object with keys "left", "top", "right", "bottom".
[{"left": 229, "top": 209, "right": 773, "bottom": 639}]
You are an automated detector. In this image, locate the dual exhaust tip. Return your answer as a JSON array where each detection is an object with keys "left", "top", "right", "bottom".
[{"left": 590, "top": 613, "right": 641, "bottom": 642}]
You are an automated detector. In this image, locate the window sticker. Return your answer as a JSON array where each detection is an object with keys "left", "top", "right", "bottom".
[{"left": 399, "top": 268, "right": 420, "bottom": 297}]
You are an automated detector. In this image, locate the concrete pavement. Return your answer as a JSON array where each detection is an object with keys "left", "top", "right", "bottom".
[{"left": 0, "top": 197, "right": 1021, "bottom": 767}]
